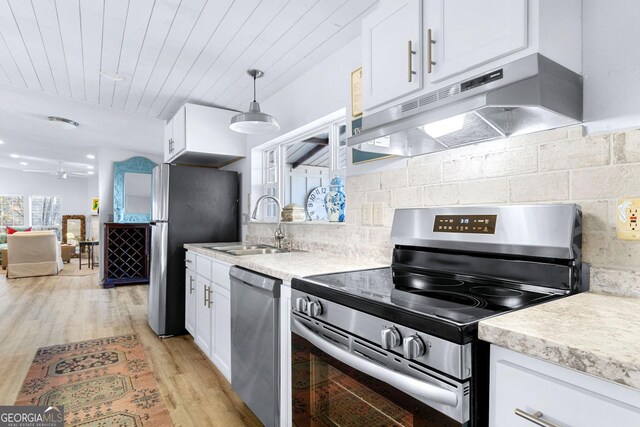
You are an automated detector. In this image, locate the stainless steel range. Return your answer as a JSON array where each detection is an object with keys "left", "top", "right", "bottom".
[{"left": 290, "top": 204, "right": 584, "bottom": 426}]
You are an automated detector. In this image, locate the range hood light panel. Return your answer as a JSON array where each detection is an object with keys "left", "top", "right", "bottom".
[{"left": 422, "top": 114, "right": 466, "bottom": 138}]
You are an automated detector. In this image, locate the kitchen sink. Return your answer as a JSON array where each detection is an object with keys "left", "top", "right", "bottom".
[
  {"left": 225, "top": 248, "right": 290, "bottom": 256},
  {"left": 205, "top": 243, "right": 301, "bottom": 256},
  {"left": 205, "top": 244, "right": 271, "bottom": 251}
]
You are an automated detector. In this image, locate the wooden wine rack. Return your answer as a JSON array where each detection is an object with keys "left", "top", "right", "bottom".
[{"left": 103, "top": 222, "right": 150, "bottom": 288}]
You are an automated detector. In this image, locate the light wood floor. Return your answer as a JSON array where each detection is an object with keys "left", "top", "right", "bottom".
[{"left": 0, "top": 263, "right": 261, "bottom": 427}]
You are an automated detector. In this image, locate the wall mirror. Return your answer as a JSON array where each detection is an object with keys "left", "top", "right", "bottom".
[
  {"left": 62, "top": 215, "right": 86, "bottom": 246},
  {"left": 113, "top": 156, "right": 157, "bottom": 223}
]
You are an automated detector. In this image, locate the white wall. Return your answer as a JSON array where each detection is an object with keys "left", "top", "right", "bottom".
[
  {"left": 0, "top": 167, "right": 94, "bottom": 222},
  {"left": 583, "top": 0, "right": 640, "bottom": 132}
]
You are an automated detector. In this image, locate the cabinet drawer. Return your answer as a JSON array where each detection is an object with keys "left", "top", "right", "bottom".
[
  {"left": 185, "top": 251, "right": 196, "bottom": 271},
  {"left": 491, "top": 359, "right": 640, "bottom": 427},
  {"left": 212, "top": 259, "right": 231, "bottom": 290},
  {"left": 196, "top": 255, "right": 212, "bottom": 280}
]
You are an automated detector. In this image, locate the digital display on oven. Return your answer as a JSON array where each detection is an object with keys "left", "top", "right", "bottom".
[{"left": 433, "top": 214, "right": 497, "bottom": 234}]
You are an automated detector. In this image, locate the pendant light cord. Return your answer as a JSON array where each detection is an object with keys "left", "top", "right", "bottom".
[{"left": 253, "top": 75, "right": 257, "bottom": 102}]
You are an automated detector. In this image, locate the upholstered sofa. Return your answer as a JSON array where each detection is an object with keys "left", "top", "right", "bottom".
[{"left": 6, "top": 231, "right": 64, "bottom": 278}]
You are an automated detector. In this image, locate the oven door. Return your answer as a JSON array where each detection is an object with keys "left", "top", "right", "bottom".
[{"left": 291, "top": 313, "right": 469, "bottom": 427}]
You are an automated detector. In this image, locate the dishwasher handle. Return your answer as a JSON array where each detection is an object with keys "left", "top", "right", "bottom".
[{"left": 229, "top": 266, "right": 282, "bottom": 297}]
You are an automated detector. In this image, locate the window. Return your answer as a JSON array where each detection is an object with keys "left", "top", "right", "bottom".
[
  {"left": 31, "top": 196, "right": 62, "bottom": 228},
  {"left": 0, "top": 195, "right": 25, "bottom": 226},
  {"left": 260, "top": 117, "right": 346, "bottom": 221},
  {"left": 262, "top": 147, "right": 279, "bottom": 219}
]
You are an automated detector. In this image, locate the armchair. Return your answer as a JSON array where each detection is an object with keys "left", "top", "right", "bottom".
[{"left": 6, "top": 231, "right": 64, "bottom": 278}]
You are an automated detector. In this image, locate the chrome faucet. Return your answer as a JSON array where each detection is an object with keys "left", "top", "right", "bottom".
[{"left": 251, "top": 195, "right": 285, "bottom": 249}]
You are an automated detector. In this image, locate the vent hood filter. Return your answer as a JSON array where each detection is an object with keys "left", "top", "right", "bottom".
[
  {"left": 423, "top": 112, "right": 503, "bottom": 147},
  {"left": 348, "top": 54, "right": 582, "bottom": 157}
]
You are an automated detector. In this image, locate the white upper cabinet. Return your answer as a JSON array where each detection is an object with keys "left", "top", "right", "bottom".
[
  {"left": 164, "top": 103, "right": 246, "bottom": 167},
  {"left": 425, "top": 0, "right": 528, "bottom": 82},
  {"left": 362, "top": 0, "right": 423, "bottom": 109},
  {"left": 164, "top": 119, "right": 173, "bottom": 161},
  {"left": 171, "top": 106, "right": 187, "bottom": 157},
  {"left": 362, "top": 0, "right": 582, "bottom": 113}
]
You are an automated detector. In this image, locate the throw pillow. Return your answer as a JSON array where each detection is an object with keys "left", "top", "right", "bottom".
[{"left": 7, "top": 226, "right": 32, "bottom": 234}]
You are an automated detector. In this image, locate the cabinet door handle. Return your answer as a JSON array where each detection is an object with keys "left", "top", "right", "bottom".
[
  {"left": 514, "top": 409, "right": 559, "bottom": 427},
  {"left": 185, "top": 259, "right": 192, "bottom": 264},
  {"left": 203, "top": 285, "right": 208, "bottom": 306},
  {"left": 189, "top": 276, "right": 194, "bottom": 294},
  {"left": 207, "top": 286, "right": 213, "bottom": 308},
  {"left": 427, "top": 29, "right": 436, "bottom": 73},
  {"left": 407, "top": 40, "right": 417, "bottom": 82}
]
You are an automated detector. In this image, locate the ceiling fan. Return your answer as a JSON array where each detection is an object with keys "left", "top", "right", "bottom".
[{"left": 23, "top": 163, "right": 90, "bottom": 179}]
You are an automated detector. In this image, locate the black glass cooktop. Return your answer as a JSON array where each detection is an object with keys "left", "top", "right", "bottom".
[{"left": 292, "top": 267, "right": 563, "bottom": 344}]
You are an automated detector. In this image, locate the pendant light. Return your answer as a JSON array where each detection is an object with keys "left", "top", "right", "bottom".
[{"left": 229, "top": 69, "right": 280, "bottom": 134}]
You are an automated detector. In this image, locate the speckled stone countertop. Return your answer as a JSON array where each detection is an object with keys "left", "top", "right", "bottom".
[
  {"left": 479, "top": 292, "right": 640, "bottom": 390},
  {"left": 184, "top": 243, "right": 388, "bottom": 282}
]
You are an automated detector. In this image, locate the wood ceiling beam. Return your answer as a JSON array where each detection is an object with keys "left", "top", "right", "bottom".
[
  {"left": 302, "top": 137, "right": 329, "bottom": 145},
  {"left": 292, "top": 144, "right": 328, "bottom": 169}
]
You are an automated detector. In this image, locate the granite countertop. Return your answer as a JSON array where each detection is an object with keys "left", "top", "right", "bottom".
[
  {"left": 184, "top": 243, "right": 388, "bottom": 282},
  {"left": 479, "top": 292, "right": 640, "bottom": 390}
]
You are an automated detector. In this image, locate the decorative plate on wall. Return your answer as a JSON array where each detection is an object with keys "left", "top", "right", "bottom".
[{"left": 306, "top": 186, "right": 329, "bottom": 221}]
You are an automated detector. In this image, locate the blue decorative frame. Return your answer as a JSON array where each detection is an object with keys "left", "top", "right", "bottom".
[{"left": 113, "top": 156, "right": 157, "bottom": 223}]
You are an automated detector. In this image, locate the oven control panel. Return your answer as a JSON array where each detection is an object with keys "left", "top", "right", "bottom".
[{"left": 433, "top": 214, "right": 497, "bottom": 234}]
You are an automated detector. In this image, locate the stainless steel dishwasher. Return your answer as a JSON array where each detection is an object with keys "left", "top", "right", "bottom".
[{"left": 229, "top": 266, "right": 281, "bottom": 427}]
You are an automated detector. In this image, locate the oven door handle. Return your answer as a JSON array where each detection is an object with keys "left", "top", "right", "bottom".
[{"left": 292, "top": 318, "right": 459, "bottom": 408}]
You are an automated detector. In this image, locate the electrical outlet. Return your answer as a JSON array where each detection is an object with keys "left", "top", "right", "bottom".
[
  {"left": 372, "top": 203, "right": 384, "bottom": 226},
  {"left": 362, "top": 203, "right": 373, "bottom": 225},
  {"left": 616, "top": 198, "right": 640, "bottom": 240}
]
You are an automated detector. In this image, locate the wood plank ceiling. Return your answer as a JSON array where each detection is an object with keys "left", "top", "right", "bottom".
[{"left": 0, "top": 0, "right": 378, "bottom": 120}]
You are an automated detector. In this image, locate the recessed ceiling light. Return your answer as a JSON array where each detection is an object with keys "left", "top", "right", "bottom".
[
  {"left": 87, "top": 165, "right": 94, "bottom": 169},
  {"left": 87, "top": 171, "right": 94, "bottom": 175},
  {"left": 100, "top": 70, "right": 125, "bottom": 81},
  {"left": 0, "top": 139, "right": 4, "bottom": 145},
  {"left": 19, "top": 161, "right": 28, "bottom": 166},
  {"left": 48, "top": 116, "right": 79, "bottom": 129},
  {"left": 86, "top": 154, "right": 95, "bottom": 159},
  {"left": 9, "top": 154, "right": 19, "bottom": 158}
]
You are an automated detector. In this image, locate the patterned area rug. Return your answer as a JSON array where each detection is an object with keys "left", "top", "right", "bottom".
[{"left": 16, "top": 334, "right": 172, "bottom": 426}]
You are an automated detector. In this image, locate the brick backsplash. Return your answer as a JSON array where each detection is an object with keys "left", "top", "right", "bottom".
[{"left": 248, "top": 125, "right": 640, "bottom": 291}]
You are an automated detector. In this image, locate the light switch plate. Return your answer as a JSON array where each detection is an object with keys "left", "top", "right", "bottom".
[
  {"left": 372, "top": 203, "right": 384, "bottom": 226},
  {"left": 362, "top": 203, "right": 373, "bottom": 225},
  {"left": 616, "top": 198, "right": 640, "bottom": 240}
]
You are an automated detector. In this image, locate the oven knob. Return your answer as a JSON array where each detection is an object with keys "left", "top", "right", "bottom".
[
  {"left": 380, "top": 327, "right": 402, "bottom": 349},
  {"left": 295, "top": 297, "right": 309, "bottom": 313},
  {"left": 305, "top": 300, "right": 323, "bottom": 318},
  {"left": 403, "top": 335, "right": 426, "bottom": 359}
]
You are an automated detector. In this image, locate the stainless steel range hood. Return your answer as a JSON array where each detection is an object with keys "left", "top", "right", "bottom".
[{"left": 348, "top": 54, "right": 582, "bottom": 157}]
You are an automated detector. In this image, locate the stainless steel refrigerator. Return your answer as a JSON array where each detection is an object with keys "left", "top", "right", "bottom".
[{"left": 148, "top": 163, "right": 239, "bottom": 336}]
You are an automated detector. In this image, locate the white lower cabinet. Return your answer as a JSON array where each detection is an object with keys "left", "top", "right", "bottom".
[
  {"left": 184, "top": 269, "right": 196, "bottom": 335},
  {"left": 194, "top": 275, "right": 212, "bottom": 356},
  {"left": 186, "top": 251, "right": 233, "bottom": 382},
  {"left": 211, "top": 284, "right": 231, "bottom": 382},
  {"left": 490, "top": 345, "right": 640, "bottom": 427},
  {"left": 280, "top": 282, "right": 292, "bottom": 427}
]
